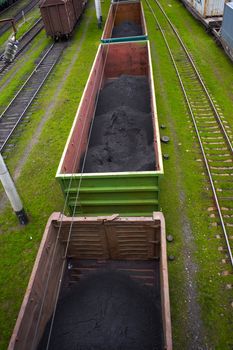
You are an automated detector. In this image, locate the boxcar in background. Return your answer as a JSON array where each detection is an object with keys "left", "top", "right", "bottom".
[
  {"left": 0, "top": 0, "right": 16, "bottom": 11},
  {"left": 39, "top": 0, "right": 86, "bottom": 39}
]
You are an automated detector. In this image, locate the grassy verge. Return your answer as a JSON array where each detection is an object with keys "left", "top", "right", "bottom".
[
  {"left": 0, "top": 6, "right": 41, "bottom": 51},
  {"left": 0, "top": 30, "right": 51, "bottom": 111},
  {"left": 144, "top": 0, "right": 233, "bottom": 348},
  {"left": 159, "top": 0, "right": 233, "bottom": 131}
]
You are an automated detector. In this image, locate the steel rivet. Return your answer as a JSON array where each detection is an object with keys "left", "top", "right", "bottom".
[
  {"left": 161, "top": 136, "right": 170, "bottom": 143},
  {"left": 167, "top": 235, "right": 174, "bottom": 242}
]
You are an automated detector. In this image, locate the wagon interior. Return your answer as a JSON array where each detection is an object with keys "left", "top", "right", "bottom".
[
  {"left": 102, "top": 2, "right": 147, "bottom": 40},
  {"left": 60, "top": 42, "right": 160, "bottom": 175}
]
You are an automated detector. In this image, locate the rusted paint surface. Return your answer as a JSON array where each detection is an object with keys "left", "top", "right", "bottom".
[
  {"left": 8, "top": 212, "right": 172, "bottom": 350},
  {"left": 39, "top": 0, "right": 84, "bottom": 37},
  {"left": 101, "top": 1, "right": 147, "bottom": 41}
]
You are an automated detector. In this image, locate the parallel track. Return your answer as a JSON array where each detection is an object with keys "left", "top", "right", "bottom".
[
  {"left": 0, "top": 0, "right": 40, "bottom": 36},
  {"left": 0, "top": 18, "right": 43, "bottom": 75},
  {"left": 145, "top": 0, "right": 233, "bottom": 266},
  {"left": 0, "top": 0, "right": 20, "bottom": 16},
  {"left": 0, "top": 42, "right": 66, "bottom": 152}
]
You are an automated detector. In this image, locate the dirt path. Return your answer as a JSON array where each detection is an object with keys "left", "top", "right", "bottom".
[
  {"left": 178, "top": 191, "right": 209, "bottom": 350},
  {"left": 150, "top": 42, "right": 209, "bottom": 349},
  {"left": 172, "top": 132, "right": 208, "bottom": 349}
]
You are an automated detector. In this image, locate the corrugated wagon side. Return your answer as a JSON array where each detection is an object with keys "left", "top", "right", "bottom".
[
  {"left": 56, "top": 41, "right": 163, "bottom": 217},
  {"left": 182, "top": 0, "right": 227, "bottom": 18},
  {"left": 8, "top": 212, "right": 172, "bottom": 350},
  {"left": 39, "top": 0, "right": 85, "bottom": 38}
]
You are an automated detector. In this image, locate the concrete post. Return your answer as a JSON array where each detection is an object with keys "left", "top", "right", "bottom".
[
  {"left": 94, "top": 0, "right": 102, "bottom": 28},
  {"left": 0, "top": 154, "right": 28, "bottom": 225}
]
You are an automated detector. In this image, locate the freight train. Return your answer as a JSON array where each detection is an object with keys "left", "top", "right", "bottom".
[
  {"left": 8, "top": 1, "right": 172, "bottom": 349},
  {"left": 180, "top": 0, "right": 233, "bottom": 61}
]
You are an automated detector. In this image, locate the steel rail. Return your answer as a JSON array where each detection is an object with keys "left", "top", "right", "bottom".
[
  {"left": 144, "top": 0, "right": 233, "bottom": 267},
  {"left": 0, "top": 0, "right": 40, "bottom": 36},
  {"left": 0, "top": 42, "right": 66, "bottom": 152},
  {"left": 0, "top": 18, "right": 44, "bottom": 74},
  {"left": 0, "top": 43, "right": 54, "bottom": 122},
  {"left": 153, "top": 0, "right": 233, "bottom": 155},
  {"left": 16, "top": 17, "right": 43, "bottom": 43}
]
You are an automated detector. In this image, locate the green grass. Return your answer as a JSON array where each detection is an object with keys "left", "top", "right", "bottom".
[
  {"left": 144, "top": 0, "right": 233, "bottom": 348},
  {"left": 0, "top": 5, "right": 41, "bottom": 52},
  {"left": 0, "top": 0, "right": 233, "bottom": 349},
  {"left": 0, "top": 30, "right": 51, "bottom": 113}
]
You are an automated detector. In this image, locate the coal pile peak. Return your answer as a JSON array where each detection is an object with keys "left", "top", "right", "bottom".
[
  {"left": 38, "top": 270, "right": 163, "bottom": 350},
  {"left": 83, "top": 75, "right": 155, "bottom": 173}
]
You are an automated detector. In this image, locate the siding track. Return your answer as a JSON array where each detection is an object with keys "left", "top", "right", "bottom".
[
  {"left": 0, "top": 0, "right": 40, "bottom": 36},
  {"left": 145, "top": 0, "right": 233, "bottom": 267},
  {"left": 0, "top": 42, "right": 66, "bottom": 152},
  {"left": 0, "top": 18, "right": 44, "bottom": 75}
]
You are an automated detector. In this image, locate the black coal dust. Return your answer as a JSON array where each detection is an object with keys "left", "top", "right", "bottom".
[{"left": 83, "top": 75, "right": 155, "bottom": 173}]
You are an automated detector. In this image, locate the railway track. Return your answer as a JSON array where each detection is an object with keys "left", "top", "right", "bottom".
[
  {"left": 0, "top": 42, "right": 67, "bottom": 152},
  {"left": 0, "top": 18, "right": 43, "bottom": 76},
  {"left": 0, "top": 0, "right": 20, "bottom": 16},
  {"left": 0, "top": 0, "right": 40, "bottom": 36},
  {"left": 145, "top": 0, "right": 233, "bottom": 267}
]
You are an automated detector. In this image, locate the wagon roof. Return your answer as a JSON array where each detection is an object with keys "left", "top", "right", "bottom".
[{"left": 39, "top": 0, "right": 70, "bottom": 7}]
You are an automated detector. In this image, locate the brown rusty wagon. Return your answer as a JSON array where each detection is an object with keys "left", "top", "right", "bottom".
[
  {"left": 39, "top": 0, "right": 86, "bottom": 39},
  {"left": 9, "top": 212, "right": 172, "bottom": 349},
  {"left": 101, "top": 1, "right": 148, "bottom": 43}
]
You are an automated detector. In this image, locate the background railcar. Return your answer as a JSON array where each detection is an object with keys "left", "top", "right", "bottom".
[
  {"left": 184, "top": 0, "right": 227, "bottom": 18},
  {"left": 39, "top": 0, "right": 86, "bottom": 39},
  {"left": 219, "top": 2, "right": 233, "bottom": 60}
]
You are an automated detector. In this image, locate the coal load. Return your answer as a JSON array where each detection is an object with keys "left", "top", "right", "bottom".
[
  {"left": 84, "top": 75, "right": 155, "bottom": 173},
  {"left": 38, "top": 270, "right": 163, "bottom": 350},
  {"left": 112, "top": 21, "right": 142, "bottom": 38}
]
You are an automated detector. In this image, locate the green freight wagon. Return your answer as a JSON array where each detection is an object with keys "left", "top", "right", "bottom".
[{"left": 56, "top": 41, "right": 163, "bottom": 216}]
